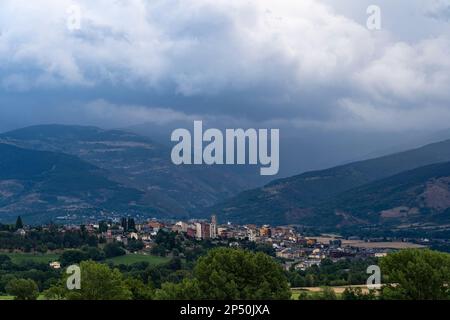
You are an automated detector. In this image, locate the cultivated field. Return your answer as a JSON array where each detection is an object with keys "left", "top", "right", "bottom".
[
  {"left": 310, "top": 236, "right": 425, "bottom": 249},
  {"left": 341, "top": 241, "right": 425, "bottom": 249}
]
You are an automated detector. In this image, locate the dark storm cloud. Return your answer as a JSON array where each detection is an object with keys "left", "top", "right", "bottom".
[{"left": 1, "top": 0, "right": 450, "bottom": 132}]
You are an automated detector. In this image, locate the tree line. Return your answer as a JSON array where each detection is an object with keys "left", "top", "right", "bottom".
[{"left": 4, "top": 248, "right": 450, "bottom": 300}]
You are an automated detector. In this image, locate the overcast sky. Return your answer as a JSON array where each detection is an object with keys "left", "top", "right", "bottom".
[{"left": 1, "top": 0, "right": 450, "bottom": 175}]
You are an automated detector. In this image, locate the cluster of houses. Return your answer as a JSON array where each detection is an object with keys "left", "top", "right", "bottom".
[
  {"left": 76, "top": 216, "right": 398, "bottom": 271},
  {"left": 15, "top": 215, "right": 423, "bottom": 271}
]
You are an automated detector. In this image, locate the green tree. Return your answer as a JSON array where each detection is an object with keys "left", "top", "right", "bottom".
[
  {"left": 103, "top": 242, "right": 126, "bottom": 258},
  {"left": 305, "top": 274, "right": 315, "bottom": 287},
  {"left": 127, "top": 218, "right": 136, "bottom": 232},
  {"left": 0, "top": 274, "right": 17, "bottom": 293},
  {"left": 64, "top": 261, "right": 132, "bottom": 300},
  {"left": 0, "top": 254, "right": 12, "bottom": 266},
  {"left": 99, "top": 221, "right": 108, "bottom": 233},
  {"left": 124, "top": 277, "right": 153, "bottom": 300},
  {"left": 15, "top": 216, "right": 23, "bottom": 230},
  {"left": 42, "top": 283, "right": 67, "bottom": 300},
  {"left": 298, "top": 287, "right": 337, "bottom": 300},
  {"left": 121, "top": 217, "right": 128, "bottom": 232},
  {"left": 320, "top": 287, "right": 337, "bottom": 300},
  {"left": 155, "top": 278, "right": 202, "bottom": 300},
  {"left": 157, "top": 248, "right": 291, "bottom": 300},
  {"left": 151, "top": 244, "right": 168, "bottom": 257},
  {"left": 84, "top": 247, "right": 105, "bottom": 261},
  {"left": 342, "top": 287, "right": 377, "bottom": 300},
  {"left": 60, "top": 249, "right": 88, "bottom": 267},
  {"left": 127, "top": 239, "right": 144, "bottom": 253},
  {"left": 5, "top": 278, "right": 39, "bottom": 300},
  {"left": 380, "top": 249, "right": 450, "bottom": 300}
]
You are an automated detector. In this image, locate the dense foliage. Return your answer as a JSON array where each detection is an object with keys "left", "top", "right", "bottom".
[
  {"left": 43, "top": 248, "right": 291, "bottom": 300},
  {"left": 5, "top": 278, "right": 39, "bottom": 300},
  {"left": 380, "top": 249, "right": 450, "bottom": 300},
  {"left": 0, "top": 255, "right": 60, "bottom": 295},
  {"left": 156, "top": 248, "right": 291, "bottom": 300},
  {"left": 46, "top": 261, "right": 133, "bottom": 300},
  {"left": 3, "top": 222, "right": 450, "bottom": 301},
  {"left": 287, "top": 257, "right": 377, "bottom": 287},
  {"left": 0, "top": 225, "right": 99, "bottom": 251}
]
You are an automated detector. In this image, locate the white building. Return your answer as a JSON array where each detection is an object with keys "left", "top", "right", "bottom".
[{"left": 195, "top": 222, "right": 202, "bottom": 240}]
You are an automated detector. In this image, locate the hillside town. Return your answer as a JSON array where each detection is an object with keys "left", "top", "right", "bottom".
[{"left": 13, "top": 214, "right": 428, "bottom": 271}]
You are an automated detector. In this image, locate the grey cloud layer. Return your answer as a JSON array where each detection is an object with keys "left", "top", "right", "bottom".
[
  {"left": 1, "top": 0, "right": 450, "bottom": 131},
  {"left": 426, "top": 0, "right": 450, "bottom": 22}
]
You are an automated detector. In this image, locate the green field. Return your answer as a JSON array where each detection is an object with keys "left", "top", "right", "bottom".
[
  {"left": 4, "top": 253, "right": 60, "bottom": 264},
  {"left": 2, "top": 252, "right": 169, "bottom": 267},
  {"left": 106, "top": 254, "right": 170, "bottom": 266}
]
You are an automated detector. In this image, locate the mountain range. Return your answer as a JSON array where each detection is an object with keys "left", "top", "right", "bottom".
[
  {"left": 0, "top": 143, "right": 144, "bottom": 223},
  {"left": 211, "top": 139, "right": 450, "bottom": 228},
  {"left": 0, "top": 124, "right": 262, "bottom": 222},
  {"left": 2, "top": 124, "right": 450, "bottom": 231},
  {"left": 316, "top": 161, "right": 450, "bottom": 227}
]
